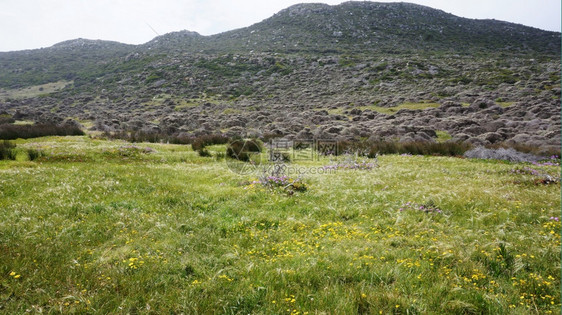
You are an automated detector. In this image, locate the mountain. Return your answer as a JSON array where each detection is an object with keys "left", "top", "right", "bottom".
[
  {"left": 141, "top": 2, "right": 560, "bottom": 55},
  {"left": 0, "top": 2, "right": 560, "bottom": 152},
  {"left": 0, "top": 39, "right": 133, "bottom": 89},
  {"left": 1, "top": 2, "right": 559, "bottom": 88},
  {"left": 0, "top": 2, "right": 559, "bottom": 89},
  {"left": 208, "top": 2, "right": 559, "bottom": 54}
]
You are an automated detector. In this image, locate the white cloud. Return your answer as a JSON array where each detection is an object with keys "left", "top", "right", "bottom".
[{"left": 0, "top": 0, "right": 559, "bottom": 52}]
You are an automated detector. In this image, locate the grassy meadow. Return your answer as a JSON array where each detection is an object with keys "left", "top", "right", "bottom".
[
  {"left": 0, "top": 136, "right": 560, "bottom": 314},
  {"left": 0, "top": 81, "right": 72, "bottom": 101}
]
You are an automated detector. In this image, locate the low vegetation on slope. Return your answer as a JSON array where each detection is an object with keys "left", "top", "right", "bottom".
[{"left": 0, "top": 136, "right": 559, "bottom": 314}]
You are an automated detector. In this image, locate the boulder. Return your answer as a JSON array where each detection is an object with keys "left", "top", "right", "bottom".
[{"left": 478, "top": 132, "right": 504, "bottom": 144}]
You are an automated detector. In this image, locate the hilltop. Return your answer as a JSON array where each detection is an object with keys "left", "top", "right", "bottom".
[
  {"left": 208, "top": 2, "right": 559, "bottom": 54},
  {"left": 0, "top": 1, "right": 560, "bottom": 152}
]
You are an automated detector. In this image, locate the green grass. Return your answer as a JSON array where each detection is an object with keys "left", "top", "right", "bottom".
[
  {"left": 0, "top": 80, "right": 71, "bottom": 100},
  {"left": 435, "top": 130, "right": 452, "bottom": 143},
  {"left": 12, "top": 120, "right": 34, "bottom": 125},
  {"left": 0, "top": 136, "right": 560, "bottom": 314},
  {"left": 497, "top": 102, "right": 514, "bottom": 108}
]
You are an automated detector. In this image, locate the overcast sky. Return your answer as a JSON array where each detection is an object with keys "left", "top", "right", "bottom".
[{"left": 0, "top": 0, "right": 560, "bottom": 52}]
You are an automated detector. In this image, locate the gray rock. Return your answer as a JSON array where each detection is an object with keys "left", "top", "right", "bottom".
[
  {"left": 464, "top": 147, "right": 544, "bottom": 162},
  {"left": 466, "top": 137, "right": 489, "bottom": 146},
  {"left": 463, "top": 126, "right": 484, "bottom": 136},
  {"left": 478, "top": 132, "right": 504, "bottom": 144}
]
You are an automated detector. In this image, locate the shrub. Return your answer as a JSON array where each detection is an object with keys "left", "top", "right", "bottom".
[
  {"left": 366, "top": 141, "right": 400, "bottom": 156},
  {"left": 0, "top": 140, "right": 17, "bottom": 160},
  {"left": 197, "top": 148, "right": 212, "bottom": 157},
  {"left": 169, "top": 134, "right": 191, "bottom": 145},
  {"left": 226, "top": 139, "right": 262, "bottom": 161},
  {"left": 315, "top": 140, "right": 470, "bottom": 158},
  {"left": 130, "top": 130, "right": 161, "bottom": 143},
  {"left": 0, "top": 123, "right": 84, "bottom": 140},
  {"left": 102, "top": 131, "right": 231, "bottom": 148},
  {"left": 104, "top": 130, "right": 165, "bottom": 143},
  {"left": 191, "top": 134, "right": 230, "bottom": 151},
  {"left": 0, "top": 115, "right": 15, "bottom": 125},
  {"left": 367, "top": 141, "right": 470, "bottom": 157},
  {"left": 27, "top": 148, "right": 44, "bottom": 161}
]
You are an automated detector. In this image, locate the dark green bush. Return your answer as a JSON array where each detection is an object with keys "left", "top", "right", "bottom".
[
  {"left": 0, "top": 140, "right": 17, "bottom": 160},
  {"left": 103, "top": 132, "right": 231, "bottom": 149},
  {"left": 0, "top": 123, "right": 84, "bottom": 140},
  {"left": 27, "top": 149, "right": 44, "bottom": 161},
  {"left": 191, "top": 134, "right": 230, "bottom": 151},
  {"left": 0, "top": 114, "right": 15, "bottom": 125},
  {"left": 226, "top": 139, "right": 262, "bottom": 161},
  {"left": 197, "top": 148, "right": 212, "bottom": 157}
]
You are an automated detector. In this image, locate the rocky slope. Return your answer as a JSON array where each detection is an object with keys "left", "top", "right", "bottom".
[{"left": 0, "top": 2, "right": 560, "bottom": 152}]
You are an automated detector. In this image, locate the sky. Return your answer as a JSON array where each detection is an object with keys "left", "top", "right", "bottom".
[{"left": 0, "top": 0, "right": 560, "bottom": 52}]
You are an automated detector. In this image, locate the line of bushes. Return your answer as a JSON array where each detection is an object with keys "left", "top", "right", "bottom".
[
  {"left": 330, "top": 140, "right": 471, "bottom": 157},
  {"left": 104, "top": 130, "right": 556, "bottom": 161},
  {"left": 105, "top": 131, "right": 230, "bottom": 147},
  {"left": 366, "top": 141, "right": 471, "bottom": 157},
  {"left": 104, "top": 130, "right": 163, "bottom": 143},
  {"left": 103, "top": 131, "right": 232, "bottom": 157},
  {"left": 191, "top": 134, "right": 231, "bottom": 157},
  {"left": 0, "top": 123, "right": 84, "bottom": 140},
  {"left": 190, "top": 134, "right": 230, "bottom": 151}
]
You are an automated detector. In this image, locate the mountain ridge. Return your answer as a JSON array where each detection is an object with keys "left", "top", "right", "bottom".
[
  {"left": 0, "top": 1, "right": 558, "bottom": 89},
  {"left": 2, "top": 1, "right": 560, "bottom": 54}
]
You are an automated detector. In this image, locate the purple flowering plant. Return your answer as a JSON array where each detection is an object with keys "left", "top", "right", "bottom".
[{"left": 399, "top": 201, "right": 444, "bottom": 214}]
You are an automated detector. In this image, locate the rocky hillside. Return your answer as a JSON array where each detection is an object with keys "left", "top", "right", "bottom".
[{"left": 0, "top": 1, "right": 560, "bottom": 152}]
